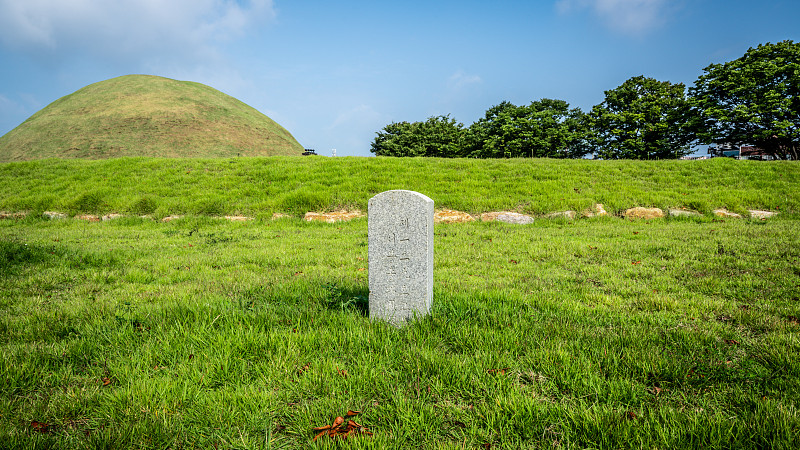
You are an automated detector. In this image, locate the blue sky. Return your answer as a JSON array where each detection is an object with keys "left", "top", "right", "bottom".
[{"left": 1, "top": 0, "right": 798, "bottom": 157}]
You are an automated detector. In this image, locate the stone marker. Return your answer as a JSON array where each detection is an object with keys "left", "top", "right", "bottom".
[{"left": 368, "top": 190, "right": 434, "bottom": 325}]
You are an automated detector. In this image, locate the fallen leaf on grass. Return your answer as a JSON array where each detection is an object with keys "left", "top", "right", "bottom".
[
  {"left": 487, "top": 368, "right": 510, "bottom": 375},
  {"left": 632, "top": 260, "right": 642, "bottom": 265},
  {"left": 337, "top": 368, "right": 349, "bottom": 378},
  {"left": 625, "top": 410, "right": 637, "bottom": 420},
  {"left": 312, "top": 430, "right": 327, "bottom": 441},
  {"left": 650, "top": 386, "right": 662, "bottom": 396},
  {"left": 450, "top": 420, "right": 467, "bottom": 429},
  {"left": 311, "top": 411, "right": 372, "bottom": 441},
  {"left": 31, "top": 421, "right": 51, "bottom": 433},
  {"left": 102, "top": 377, "right": 112, "bottom": 386},
  {"left": 509, "top": 259, "right": 518, "bottom": 264}
]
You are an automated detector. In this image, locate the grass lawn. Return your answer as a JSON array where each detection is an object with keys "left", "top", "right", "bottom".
[
  {"left": 1, "top": 157, "right": 798, "bottom": 218},
  {"left": 2, "top": 214, "right": 798, "bottom": 448}
]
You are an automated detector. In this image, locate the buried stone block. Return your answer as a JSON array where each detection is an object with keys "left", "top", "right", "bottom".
[
  {"left": 480, "top": 211, "right": 534, "bottom": 224},
  {"left": 624, "top": 207, "right": 665, "bottom": 220},
  {"left": 368, "top": 190, "right": 434, "bottom": 325},
  {"left": 748, "top": 210, "right": 777, "bottom": 220},
  {"left": 713, "top": 209, "right": 742, "bottom": 219},
  {"left": 668, "top": 208, "right": 701, "bottom": 218}
]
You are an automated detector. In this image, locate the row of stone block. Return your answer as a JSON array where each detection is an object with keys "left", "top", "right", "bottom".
[{"left": 0, "top": 207, "right": 779, "bottom": 223}]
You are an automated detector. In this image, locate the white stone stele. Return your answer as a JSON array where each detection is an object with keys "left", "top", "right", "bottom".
[{"left": 368, "top": 190, "right": 434, "bottom": 326}]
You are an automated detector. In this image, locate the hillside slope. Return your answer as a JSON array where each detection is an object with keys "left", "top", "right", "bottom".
[
  {"left": 0, "top": 157, "right": 796, "bottom": 217},
  {"left": 0, "top": 75, "right": 304, "bottom": 161}
]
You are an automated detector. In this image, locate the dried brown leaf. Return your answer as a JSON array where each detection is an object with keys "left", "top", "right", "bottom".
[
  {"left": 31, "top": 421, "right": 50, "bottom": 433},
  {"left": 346, "top": 409, "right": 361, "bottom": 416},
  {"left": 313, "top": 424, "right": 331, "bottom": 432},
  {"left": 312, "top": 430, "right": 327, "bottom": 441},
  {"left": 331, "top": 416, "right": 345, "bottom": 430},
  {"left": 650, "top": 386, "right": 662, "bottom": 395}
]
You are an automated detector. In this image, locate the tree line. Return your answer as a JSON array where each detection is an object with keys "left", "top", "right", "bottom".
[{"left": 370, "top": 41, "right": 799, "bottom": 160}]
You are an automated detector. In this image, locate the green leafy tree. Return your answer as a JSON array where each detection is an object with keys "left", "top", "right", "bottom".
[
  {"left": 370, "top": 115, "right": 465, "bottom": 157},
  {"left": 588, "top": 76, "right": 696, "bottom": 159},
  {"left": 466, "top": 99, "right": 590, "bottom": 158},
  {"left": 690, "top": 40, "right": 800, "bottom": 160}
]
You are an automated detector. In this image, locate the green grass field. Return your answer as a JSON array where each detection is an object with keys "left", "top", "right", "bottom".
[
  {"left": 2, "top": 212, "right": 799, "bottom": 448},
  {"left": 0, "top": 157, "right": 798, "bottom": 218},
  {"left": 1, "top": 157, "right": 799, "bottom": 448}
]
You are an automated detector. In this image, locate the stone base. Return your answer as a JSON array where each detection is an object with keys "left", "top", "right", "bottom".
[
  {"left": 480, "top": 211, "right": 534, "bottom": 224},
  {"left": 434, "top": 209, "right": 475, "bottom": 223},
  {"left": 625, "top": 207, "right": 665, "bottom": 220}
]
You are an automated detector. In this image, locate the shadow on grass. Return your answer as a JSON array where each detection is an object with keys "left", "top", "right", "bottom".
[
  {"left": 0, "top": 240, "right": 56, "bottom": 275},
  {"left": 0, "top": 239, "right": 122, "bottom": 276},
  {"left": 323, "top": 282, "right": 369, "bottom": 316}
]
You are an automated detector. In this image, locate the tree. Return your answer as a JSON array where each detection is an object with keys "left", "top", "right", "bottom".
[
  {"left": 370, "top": 115, "right": 465, "bottom": 157},
  {"left": 465, "top": 99, "right": 590, "bottom": 158},
  {"left": 588, "top": 76, "right": 696, "bottom": 159},
  {"left": 690, "top": 40, "right": 800, "bottom": 160}
]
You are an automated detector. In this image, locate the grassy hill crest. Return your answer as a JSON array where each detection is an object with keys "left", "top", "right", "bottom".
[{"left": 0, "top": 75, "right": 304, "bottom": 161}]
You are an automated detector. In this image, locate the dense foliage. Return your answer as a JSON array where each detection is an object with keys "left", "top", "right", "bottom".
[
  {"left": 691, "top": 40, "right": 800, "bottom": 160},
  {"left": 588, "top": 76, "right": 695, "bottom": 160},
  {"left": 465, "top": 99, "right": 590, "bottom": 159},
  {"left": 370, "top": 115, "right": 465, "bottom": 157},
  {"left": 372, "top": 41, "right": 798, "bottom": 160}
]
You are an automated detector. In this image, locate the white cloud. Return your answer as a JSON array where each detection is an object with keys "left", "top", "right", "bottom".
[
  {"left": 447, "top": 70, "right": 482, "bottom": 90},
  {"left": 556, "top": 0, "right": 672, "bottom": 36},
  {"left": 0, "top": 0, "right": 275, "bottom": 64}
]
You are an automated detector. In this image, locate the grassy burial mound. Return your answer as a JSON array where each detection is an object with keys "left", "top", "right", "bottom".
[{"left": 0, "top": 75, "right": 304, "bottom": 162}]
